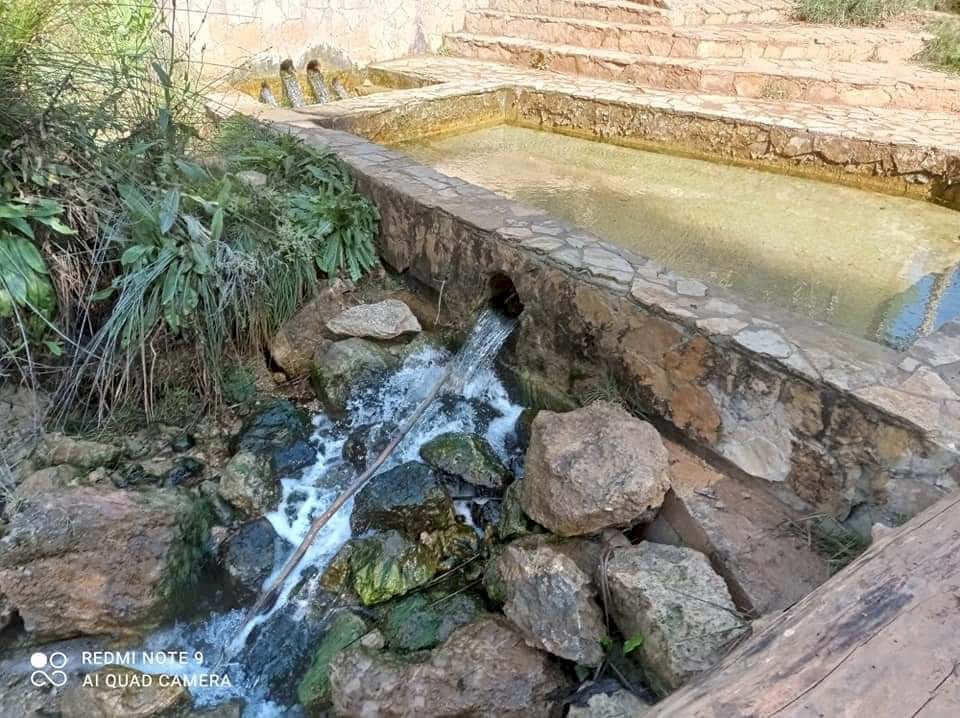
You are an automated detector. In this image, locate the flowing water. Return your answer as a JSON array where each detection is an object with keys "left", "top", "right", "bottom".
[
  {"left": 9, "top": 310, "right": 522, "bottom": 715},
  {"left": 399, "top": 125, "right": 960, "bottom": 348}
]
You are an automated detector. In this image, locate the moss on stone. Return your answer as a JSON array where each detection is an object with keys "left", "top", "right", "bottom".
[
  {"left": 382, "top": 591, "right": 482, "bottom": 652},
  {"left": 419, "top": 432, "right": 509, "bottom": 488},
  {"left": 297, "top": 611, "right": 369, "bottom": 711},
  {"left": 349, "top": 530, "right": 440, "bottom": 605}
]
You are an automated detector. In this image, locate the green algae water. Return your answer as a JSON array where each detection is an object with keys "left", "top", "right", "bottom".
[{"left": 399, "top": 125, "right": 960, "bottom": 348}]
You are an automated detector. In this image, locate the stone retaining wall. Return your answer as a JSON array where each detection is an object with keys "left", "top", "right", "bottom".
[{"left": 213, "top": 87, "right": 960, "bottom": 531}]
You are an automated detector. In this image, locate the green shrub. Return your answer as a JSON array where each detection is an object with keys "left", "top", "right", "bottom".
[
  {"left": 794, "top": 0, "right": 920, "bottom": 25},
  {"left": 923, "top": 20, "right": 960, "bottom": 73}
]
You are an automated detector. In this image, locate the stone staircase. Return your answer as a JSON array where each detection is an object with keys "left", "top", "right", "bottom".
[{"left": 445, "top": 0, "right": 960, "bottom": 112}]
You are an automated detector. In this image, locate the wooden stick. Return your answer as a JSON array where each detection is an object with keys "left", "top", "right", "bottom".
[{"left": 222, "top": 362, "right": 455, "bottom": 659}]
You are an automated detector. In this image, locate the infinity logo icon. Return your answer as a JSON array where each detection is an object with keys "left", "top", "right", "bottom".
[{"left": 29, "top": 652, "right": 68, "bottom": 687}]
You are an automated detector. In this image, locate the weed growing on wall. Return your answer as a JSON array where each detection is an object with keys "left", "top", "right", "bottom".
[{"left": 794, "top": 0, "right": 921, "bottom": 25}]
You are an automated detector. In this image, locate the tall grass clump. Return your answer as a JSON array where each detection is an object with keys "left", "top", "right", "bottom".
[
  {"left": 0, "top": 0, "right": 380, "bottom": 426},
  {"left": 922, "top": 20, "right": 960, "bottom": 72},
  {"left": 794, "top": 0, "right": 920, "bottom": 25}
]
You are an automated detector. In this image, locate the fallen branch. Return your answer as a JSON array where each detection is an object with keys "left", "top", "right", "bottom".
[{"left": 222, "top": 361, "right": 456, "bottom": 660}]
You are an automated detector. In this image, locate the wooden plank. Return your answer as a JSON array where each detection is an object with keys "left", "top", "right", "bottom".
[{"left": 647, "top": 492, "right": 960, "bottom": 718}]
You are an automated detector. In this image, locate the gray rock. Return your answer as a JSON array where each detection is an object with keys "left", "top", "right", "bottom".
[
  {"left": 350, "top": 461, "right": 456, "bottom": 538},
  {"left": 567, "top": 688, "right": 651, "bottom": 717},
  {"left": 310, "top": 338, "right": 393, "bottom": 413},
  {"left": 329, "top": 614, "right": 570, "bottom": 717},
  {"left": 218, "top": 451, "right": 278, "bottom": 518},
  {"left": 497, "top": 541, "right": 607, "bottom": 665},
  {"left": 268, "top": 281, "right": 350, "bottom": 377},
  {"left": 0, "top": 590, "right": 14, "bottom": 630},
  {"left": 520, "top": 401, "right": 670, "bottom": 536},
  {"left": 602, "top": 543, "right": 747, "bottom": 694},
  {"left": 419, "top": 431, "right": 510, "bottom": 488},
  {"left": 326, "top": 299, "right": 421, "bottom": 340},
  {"left": 13, "top": 464, "right": 80, "bottom": 500},
  {"left": 35, "top": 433, "right": 120, "bottom": 470},
  {"left": 233, "top": 399, "right": 311, "bottom": 456}
]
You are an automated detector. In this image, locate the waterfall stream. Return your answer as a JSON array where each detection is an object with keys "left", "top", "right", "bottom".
[{"left": 141, "top": 309, "right": 522, "bottom": 714}]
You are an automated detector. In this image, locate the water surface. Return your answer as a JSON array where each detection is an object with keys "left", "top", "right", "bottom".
[{"left": 400, "top": 125, "right": 960, "bottom": 347}]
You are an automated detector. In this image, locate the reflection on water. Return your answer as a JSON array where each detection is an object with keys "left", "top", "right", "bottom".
[{"left": 399, "top": 125, "right": 960, "bottom": 348}]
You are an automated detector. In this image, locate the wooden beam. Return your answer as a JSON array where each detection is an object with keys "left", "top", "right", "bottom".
[{"left": 647, "top": 492, "right": 960, "bottom": 718}]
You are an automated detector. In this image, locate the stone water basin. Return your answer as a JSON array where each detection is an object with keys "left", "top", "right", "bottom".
[{"left": 399, "top": 124, "right": 960, "bottom": 348}]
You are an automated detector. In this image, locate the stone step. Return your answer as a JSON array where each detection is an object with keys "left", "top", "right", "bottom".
[
  {"left": 444, "top": 33, "right": 960, "bottom": 112},
  {"left": 464, "top": 10, "right": 929, "bottom": 63},
  {"left": 487, "top": 0, "right": 678, "bottom": 26},
  {"left": 649, "top": 442, "right": 834, "bottom": 617},
  {"left": 487, "top": 0, "right": 794, "bottom": 26}
]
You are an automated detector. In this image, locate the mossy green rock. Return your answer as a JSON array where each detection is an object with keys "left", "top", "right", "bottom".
[
  {"left": 419, "top": 432, "right": 509, "bottom": 488},
  {"left": 297, "top": 611, "right": 369, "bottom": 711},
  {"left": 350, "top": 461, "right": 456, "bottom": 538},
  {"left": 498, "top": 481, "right": 536, "bottom": 541},
  {"left": 423, "top": 521, "right": 482, "bottom": 569},
  {"left": 350, "top": 530, "right": 440, "bottom": 605},
  {"left": 382, "top": 591, "right": 483, "bottom": 652}
]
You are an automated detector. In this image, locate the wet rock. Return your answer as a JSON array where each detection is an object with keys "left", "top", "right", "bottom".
[
  {"left": 326, "top": 299, "right": 421, "bottom": 340},
  {"left": 342, "top": 421, "right": 395, "bottom": 471},
  {"left": 602, "top": 543, "right": 747, "bottom": 694},
  {"left": 329, "top": 614, "right": 570, "bottom": 717},
  {"left": 521, "top": 401, "right": 669, "bottom": 536},
  {"left": 497, "top": 541, "right": 606, "bottom": 665},
  {"left": 233, "top": 399, "right": 311, "bottom": 456},
  {"left": 498, "top": 480, "right": 536, "bottom": 540},
  {"left": 297, "top": 610, "right": 369, "bottom": 712},
  {"left": 349, "top": 529, "right": 440, "bottom": 605},
  {"left": 13, "top": 464, "right": 80, "bottom": 500},
  {"left": 271, "top": 438, "right": 316, "bottom": 480},
  {"left": 35, "top": 433, "right": 120, "bottom": 470},
  {"left": 223, "top": 518, "right": 283, "bottom": 599},
  {"left": 350, "top": 461, "right": 456, "bottom": 538},
  {"left": 164, "top": 456, "right": 204, "bottom": 487},
  {"left": 269, "top": 282, "right": 350, "bottom": 377},
  {"left": 0, "top": 486, "right": 208, "bottom": 640},
  {"left": 218, "top": 451, "right": 278, "bottom": 518},
  {"left": 382, "top": 590, "right": 483, "bottom": 652},
  {"left": 59, "top": 666, "right": 189, "bottom": 718},
  {"left": 310, "top": 338, "right": 392, "bottom": 413},
  {"left": 182, "top": 700, "right": 244, "bottom": 717},
  {"left": 514, "top": 407, "right": 539, "bottom": 452},
  {"left": 567, "top": 686, "right": 651, "bottom": 718},
  {"left": 419, "top": 431, "right": 510, "bottom": 488},
  {"left": 421, "top": 521, "right": 482, "bottom": 570}
]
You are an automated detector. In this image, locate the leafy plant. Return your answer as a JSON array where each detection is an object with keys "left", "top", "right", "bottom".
[
  {"left": 922, "top": 20, "right": 960, "bottom": 73},
  {"left": 623, "top": 634, "right": 645, "bottom": 655}
]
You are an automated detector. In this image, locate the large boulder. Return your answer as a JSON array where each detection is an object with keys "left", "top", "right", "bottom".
[
  {"left": 59, "top": 666, "right": 190, "bottom": 718},
  {"left": 35, "top": 433, "right": 120, "bottom": 471},
  {"left": 521, "top": 401, "right": 669, "bottom": 536},
  {"left": 218, "top": 451, "right": 277, "bottom": 518},
  {"left": 602, "top": 542, "right": 747, "bottom": 694},
  {"left": 497, "top": 541, "right": 607, "bottom": 666},
  {"left": 0, "top": 487, "right": 208, "bottom": 640},
  {"left": 297, "top": 611, "right": 369, "bottom": 713},
  {"left": 326, "top": 299, "right": 421, "bottom": 340},
  {"left": 310, "top": 338, "right": 393, "bottom": 413},
  {"left": 349, "top": 530, "right": 440, "bottom": 605},
  {"left": 350, "top": 461, "right": 456, "bottom": 538},
  {"left": 13, "top": 464, "right": 81, "bottom": 501},
  {"left": 329, "top": 614, "right": 570, "bottom": 717},
  {"left": 269, "top": 281, "right": 350, "bottom": 377},
  {"left": 419, "top": 432, "right": 510, "bottom": 488},
  {"left": 381, "top": 590, "right": 483, "bottom": 653}
]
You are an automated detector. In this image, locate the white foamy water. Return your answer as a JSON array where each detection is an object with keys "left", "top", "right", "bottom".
[{"left": 138, "top": 310, "right": 522, "bottom": 715}]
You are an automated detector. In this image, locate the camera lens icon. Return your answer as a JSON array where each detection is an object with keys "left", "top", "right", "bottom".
[{"left": 29, "top": 651, "right": 69, "bottom": 687}]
